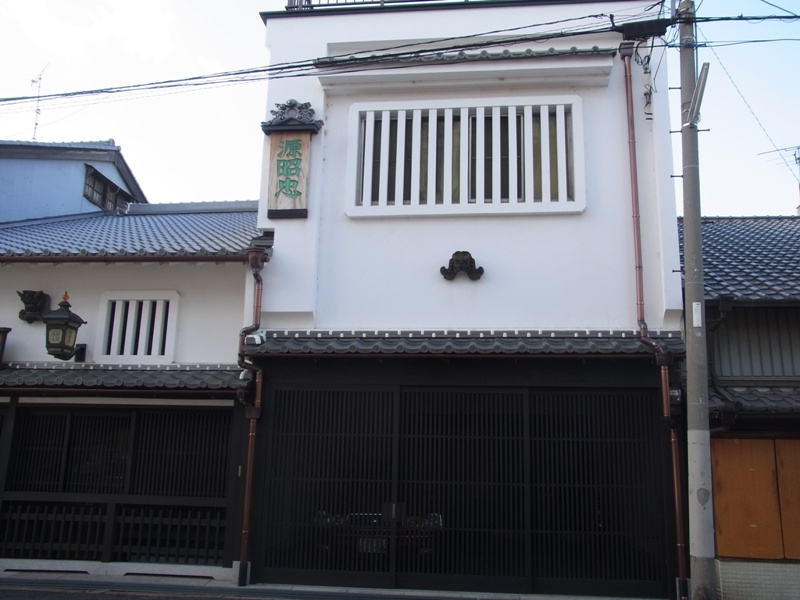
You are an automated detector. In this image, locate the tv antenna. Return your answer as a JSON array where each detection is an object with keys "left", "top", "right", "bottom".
[
  {"left": 31, "top": 65, "right": 49, "bottom": 141},
  {"left": 757, "top": 145, "right": 800, "bottom": 200}
]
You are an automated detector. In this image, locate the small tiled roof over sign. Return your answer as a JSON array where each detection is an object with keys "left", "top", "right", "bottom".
[
  {"left": 0, "top": 201, "right": 259, "bottom": 261},
  {"left": 679, "top": 216, "right": 800, "bottom": 303}
]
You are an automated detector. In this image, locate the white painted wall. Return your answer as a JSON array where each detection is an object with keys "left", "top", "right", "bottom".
[
  {"left": 0, "top": 262, "right": 248, "bottom": 365},
  {"left": 258, "top": 1, "right": 682, "bottom": 332}
]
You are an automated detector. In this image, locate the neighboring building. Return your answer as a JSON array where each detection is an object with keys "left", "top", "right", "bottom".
[
  {"left": 240, "top": 1, "right": 683, "bottom": 597},
  {"left": 685, "top": 216, "right": 800, "bottom": 600},
  {"left": 0, "top": 141, "right": 262, "bottom": 580},
  {"left": 0, "top": 140, "right": 147, "bottom": 222}
]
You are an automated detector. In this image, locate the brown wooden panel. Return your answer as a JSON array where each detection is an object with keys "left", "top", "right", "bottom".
[
  {"left": 776, "top": 439, "right": 800, "bottom": 559},
  {"left": 711, "top": 438, "right": 783, "bottom": 558}
]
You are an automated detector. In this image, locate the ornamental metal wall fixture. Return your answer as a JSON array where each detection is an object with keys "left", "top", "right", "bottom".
[
  {"left": 262, "top": 100, "right": 324, "bottom": 219},
  {"left": 17, "top": 290, "right": 50, "bottom": 323},
  {"left": 441, "top": 251, "right": 484, "bottom": 280}
]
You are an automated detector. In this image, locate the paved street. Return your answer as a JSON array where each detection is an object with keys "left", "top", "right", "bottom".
[{"left": 0, "top": 585, "right": 247, "bottom": 600}]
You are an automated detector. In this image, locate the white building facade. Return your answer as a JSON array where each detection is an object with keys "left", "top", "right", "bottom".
[{"left": 242, "top": 1, "right": 685, "bottom": 597}]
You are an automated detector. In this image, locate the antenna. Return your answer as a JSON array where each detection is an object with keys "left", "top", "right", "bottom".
[
  {"left": 30, "top": 65, "right": 49, "bottom": 141},
  {"left": 758, "top": 145, "right": 800, "bottom": 204}
]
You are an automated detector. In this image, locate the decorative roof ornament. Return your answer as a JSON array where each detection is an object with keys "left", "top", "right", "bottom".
[
  {"left": 262, "top": 99, "right": 324, "bottom": 135},
  {"left": 441, "top": 251, "right": 484, "bottom": 281}
]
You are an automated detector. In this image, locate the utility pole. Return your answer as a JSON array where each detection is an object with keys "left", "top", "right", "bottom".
[{"left": 678, "top": 1, "right": 716, "bottom": 598}]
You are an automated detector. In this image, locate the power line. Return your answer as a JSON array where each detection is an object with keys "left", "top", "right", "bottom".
[
  {"left": 697, "top": 26, "right": 800, "bottom": 184},
  {"left": 758, "top": 1, "right": 798, "bottom": 17},
  {"left": 0, "top": 17, "right": 624, "bottom": 107},
  {"left": 0, "top": 12, "right": 796, "bottom": 115}
]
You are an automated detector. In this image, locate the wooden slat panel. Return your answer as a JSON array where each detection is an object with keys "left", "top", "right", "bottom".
[
  {"left": 491, "top": 106, "right": 501, "bottom": 203},
  {"left": 109, "top": 300, "right": 126, "bottom": 355},
  {"left": 711, "top": 438, "right": 784, "bottom": 558},
  {"left": 539, "top": 105, "right": 551, "bottom": 201},
  {"left": 151, "top": 300, "right": 168, "bottom": 356},
  {"left": 410, "top": 110, "right": 422, "bottom": 206},
  {"left": 507, "top": 106, "right": 518, "bottom": 203},
  {"left": 393, "top": 110, "right": 407, "bottom": 206},
  {"left": 426, "top": 109, "right": 438, "bottom": 205},
  {"left": 459, "top": 108, "right": 469, "bottom": 204},
  {"left": 555, "top": 104, "right": 567, "bottom": 202},
  {"left": 776, "top": 439, "right": 800, "bottom": 558},
  {"left": 378, "top": 111, "right": 391, "bottom": 206},
  {"left": 442, "top": 108, "right": 453, "bottom": 204},
  {"left": 474, "top": 107, "right": 485, "bottom": 204},
  {"left": 362, "top": 111, "right": 376, "bottom": 207},
  {"left": 523, "top": 105, "right": 534, "bottom": 203}
]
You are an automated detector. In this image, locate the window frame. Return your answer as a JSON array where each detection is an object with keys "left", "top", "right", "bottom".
[
  {"left": 95, "top": 291, "right": 180, "bottom": 365},
  {"left": 344, "top": 95, "right": 585, "bottom": 218},
  {"left": 84, "top": 165, "right": 135, "bottom": 212}
]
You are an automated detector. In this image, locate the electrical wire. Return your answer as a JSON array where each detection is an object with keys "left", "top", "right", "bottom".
[
  {"left": 697, "top": 26, "right": 800, "bottom": 184},
  {"left": 758, "top": 0, "right": 798, "bottom": 17},
  {"left": 0, "top": 7, "right": 670, "bottom": 109},
  {"left": 0, "top": 10, "right": 796, "bottom": 113}
]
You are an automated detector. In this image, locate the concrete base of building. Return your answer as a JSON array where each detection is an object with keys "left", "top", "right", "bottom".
[
  {"left": 718, "top": 558, "right": 800, "bottom": 600},
  {"left": 0, "top": 558, "right": 235, "bottom": 582}
]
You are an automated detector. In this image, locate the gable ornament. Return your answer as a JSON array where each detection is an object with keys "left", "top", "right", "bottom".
[
  {"left": 441, "top": 251, "right": 484, "bottom": 281},
  {"left": 261, "top": 99, "right": 324, "bottom": 135}
]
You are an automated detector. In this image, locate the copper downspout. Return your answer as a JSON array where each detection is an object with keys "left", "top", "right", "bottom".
[
  {"left": 620, "top": 41, "right": 689, "bottom": 600},
  {"left": 236, "top": 243, "right": 269, "bottom": 586}
]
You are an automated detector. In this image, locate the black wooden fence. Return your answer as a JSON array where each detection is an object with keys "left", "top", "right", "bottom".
[{"left": 0, "top": 407, "right": 233, "bottom": 565}]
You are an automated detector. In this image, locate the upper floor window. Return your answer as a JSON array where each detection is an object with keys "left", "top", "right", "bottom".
[
  {"left": 84, "top": 165, "right": 135, "bottom": 212},
  {"left": 96, "top": 291, "right": 180, "bottom": 365},
  {"left": 345, "top": 96, "right": 585, "bottom": 217}
]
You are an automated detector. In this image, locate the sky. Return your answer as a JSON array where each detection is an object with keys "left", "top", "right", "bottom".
[{"left": 0, "top": 0, "right": 798, "bottom": 215}]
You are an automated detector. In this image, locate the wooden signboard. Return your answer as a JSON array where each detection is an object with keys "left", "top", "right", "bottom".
[{"left": 268, "top": 131, "right": 311, "bottom": 218}]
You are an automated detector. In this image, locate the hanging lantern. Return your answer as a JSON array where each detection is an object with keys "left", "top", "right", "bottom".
[{"left": 41, "top": 292, "right": 87, "bottom": 361}]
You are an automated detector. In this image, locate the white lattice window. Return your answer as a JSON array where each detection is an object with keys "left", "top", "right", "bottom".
[
  {"left": 345, "top": 96, "right": 585, "bottom": 217},
  {"left": 96, "top": 291, "right": 179, "bottom": 364}
]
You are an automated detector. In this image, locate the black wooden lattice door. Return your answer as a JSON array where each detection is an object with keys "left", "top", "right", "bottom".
[{"left": 259, "top": 386, "right": 667, "bottom": 596}]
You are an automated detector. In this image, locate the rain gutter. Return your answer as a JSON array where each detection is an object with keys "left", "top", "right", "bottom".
[
  {"left": 236, "top": 236, "right": 271, "bottom": 587},
  {"left": 620, "top": 40, "right": 689, "bottom": 600}
]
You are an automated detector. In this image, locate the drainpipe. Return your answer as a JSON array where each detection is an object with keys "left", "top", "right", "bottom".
[
  {"left": 236, "top": 237, "right": 270, "bottom": 586},
  {"left": 0, "top": 328, "right": 10, "bottom": 365},
  {"left": 620, "top": 41, "right": 689, "bottom": 600}
]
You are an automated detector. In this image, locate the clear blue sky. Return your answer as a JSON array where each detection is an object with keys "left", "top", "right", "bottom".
[{"left": 1, "top": 0, "right": 798, "bottom": 215}]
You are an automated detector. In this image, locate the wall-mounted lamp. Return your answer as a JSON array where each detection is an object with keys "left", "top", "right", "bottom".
[{"left": 41, "top": 292, "right": 87, "bottom": 361}]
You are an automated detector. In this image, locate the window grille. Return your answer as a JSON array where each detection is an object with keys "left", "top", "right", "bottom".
[
  {"left": 83, "top": 165, "right": 134, "bottom": 212},
  {"left": 346, "top": 97, "right": 585, "bottom": 217},
  {"left": 97, "top": 291, "right": 179, "bottom": 364}
]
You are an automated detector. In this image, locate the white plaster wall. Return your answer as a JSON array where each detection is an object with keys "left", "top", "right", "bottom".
[
  {"left": 258, "top": 1, "right": 681, "bottom": 331},
  {"left": 0, "top": 262, "right": 248, "bottom": 365}
]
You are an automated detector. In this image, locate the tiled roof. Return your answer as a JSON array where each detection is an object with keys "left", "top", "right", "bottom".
[
  {"left": 315, "top": 46, "right": 616, "bottom": 68},
  {"left": 0, "top": 363, "right": 247, "bottom": 392},
  {"left": 680, "top": 216, "right": 800, "bottom": 303},
  {"left": 244, "top": 329, "right": 685, "bottom": 356},
  {"left": 0, "top": 201, "right": 259, "bottom": 260},
  {"left": 710, "top": 386, "right": 800, "bottom": 413},
  {"left": 0, "top": 139, "right": 121, "bottom": 151}
]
